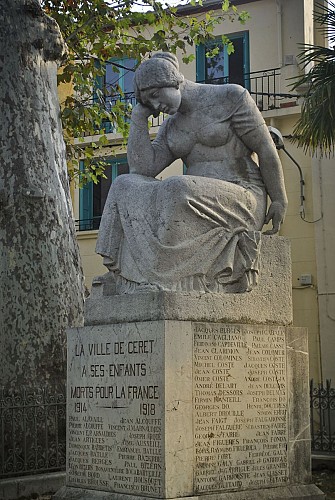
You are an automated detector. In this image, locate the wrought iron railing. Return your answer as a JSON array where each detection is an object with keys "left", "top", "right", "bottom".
[
  {"left": 198, "top": 67, "right": 298, "bottom": 111},
  {"left": 310, "top": 379, "right": 335, "bottom": 453},
  {"left": 0, "top": 387, "right": 66, "bottom": 478},
  {"left": 75, "top": 216, "right": 102, "bottom": 232}
]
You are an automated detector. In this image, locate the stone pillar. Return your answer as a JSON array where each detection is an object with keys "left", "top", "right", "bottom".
[{"left": 55, "top": 237, "right": 324, "bottom": 499}]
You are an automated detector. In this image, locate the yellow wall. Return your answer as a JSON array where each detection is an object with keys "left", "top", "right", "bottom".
[
  {"left": 311, "top": 156, "right": 335, "bottom": 381},
  {"left": 77, "top": 231, "right": 106, "bottom": 288},
  {"left": 57, "top": 80, "right": 72, "bottom": 108},
  {"left": 57, "top": 73, "right": 76, "bottom": 202}
]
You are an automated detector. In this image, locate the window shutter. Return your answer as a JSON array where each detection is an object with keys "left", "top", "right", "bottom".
[{"left": 79, "top": 161, "right": 93, "bottom": 230}]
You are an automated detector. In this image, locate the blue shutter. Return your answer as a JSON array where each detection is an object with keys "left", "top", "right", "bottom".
[
  {"left": 93, "top": 60, "right": 103, "bottom": 104},
  {"left": 79, "top": 161, "right": 93, "bottom": 230},
  {"left": 112, "top": 163, "right": 118, "bottom": 182},
  {"left": 196, "top": 44, "right": 205, "bottom": 82}
]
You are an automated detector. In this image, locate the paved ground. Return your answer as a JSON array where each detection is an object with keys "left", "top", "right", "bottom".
[{"left": 313, "top": 469, "right": 335, "bottom": 499}]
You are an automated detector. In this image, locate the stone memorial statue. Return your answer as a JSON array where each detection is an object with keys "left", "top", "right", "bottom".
[{"left": 96, "top": 52, "right": 288, "bottom": 294}]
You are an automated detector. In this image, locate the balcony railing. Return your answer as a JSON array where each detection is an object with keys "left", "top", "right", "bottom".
[
  {"left": 75, "top": 216, "right": 102, "bottom": 232},
  {"left": 198, "top": 67, "right": 298, "bottom": 111}
]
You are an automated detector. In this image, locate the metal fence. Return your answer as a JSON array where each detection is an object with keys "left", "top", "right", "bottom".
[
  {"left": 0, "top": 387, "right": 66, "bottom": 478},
  {"left": 199, "top": 67, "right": 298, "bottom": 112},
  {"left": 247, "top": 67, "right": 298, "bottom": 111},
  {"left": 310, "top": 379, "right": 335, "bottom": 453},
  {"left": 75, "top": 216, "right": 102, "bottom": 232}
]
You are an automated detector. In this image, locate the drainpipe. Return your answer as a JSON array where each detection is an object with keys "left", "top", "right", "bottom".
[{"left": 276, "top": 0, "right": 283, "bottom": 68}]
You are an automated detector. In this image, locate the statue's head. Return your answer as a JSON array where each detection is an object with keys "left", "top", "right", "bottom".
[{"left": 134, "top": 52, "right": 184, "bottom": 102}]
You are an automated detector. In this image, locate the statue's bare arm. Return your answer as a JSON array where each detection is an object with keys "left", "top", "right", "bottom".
[
  {"left": 127, "top": 104, "right": 176, "bottom": 177},
  {"left": 241, "top": 125, "right": 288, "bottom": 234},
  {"left": 226, "top": 87, "right": 287, "bottom": 234}
]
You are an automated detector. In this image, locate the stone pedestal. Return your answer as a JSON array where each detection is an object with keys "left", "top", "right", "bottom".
[{"left": 55, "top": 237, "right": 324, "bottom": 499}]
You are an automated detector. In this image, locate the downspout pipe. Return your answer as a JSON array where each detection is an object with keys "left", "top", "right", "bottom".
[{"left": 276, "top": 0, "right": 283, "bottom": 68}]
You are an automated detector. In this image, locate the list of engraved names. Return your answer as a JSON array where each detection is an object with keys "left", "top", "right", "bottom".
[
  {"left": 193, "top": 323, "right": 288, "bottom": 493},
  {"left": 67, "top": 325, "right": 164, "bottom": 495}
]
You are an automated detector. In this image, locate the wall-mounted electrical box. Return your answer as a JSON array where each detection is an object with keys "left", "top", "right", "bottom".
[{"left": 299, "top": 274, "right": 313, "bottom": 286}]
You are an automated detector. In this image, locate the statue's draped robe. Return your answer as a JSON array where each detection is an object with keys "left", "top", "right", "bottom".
[{"left": 96, "top": 88, "right": 267, "bottom": 293}]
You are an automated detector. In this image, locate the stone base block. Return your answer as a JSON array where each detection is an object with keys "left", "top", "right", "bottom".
[
  {"left": 54, "top": 483, "right": 325, "bottom": 499},
  {"left": 63, "top": 320, "right": 316, "bottom": 499}
]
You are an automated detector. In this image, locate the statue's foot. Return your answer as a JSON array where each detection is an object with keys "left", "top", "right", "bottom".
[
  {"left": 92, "top": 271, "right": 115, "bottom": 285},
  {"left": 135, "top": 282, "right": 162, "bottom": 292},
  {"left": 216, "top": 270, "right": 258, "bottom": 293},
  {"left": 91, "top": 271, "right": 117, "bottom": 297}
]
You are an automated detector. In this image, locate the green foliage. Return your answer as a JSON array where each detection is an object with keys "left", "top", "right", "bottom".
[
  {"left": 42, "top": 0, "right": 249, "bottom": 182},
  {"left": 291, "top": 1, "right": 335, "bottom": 156}
]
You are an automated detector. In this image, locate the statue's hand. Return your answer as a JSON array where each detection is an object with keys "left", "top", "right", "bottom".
[
  {"left": 263, "top": 201, "right": 287, "bottom": 235},
  {"left": 132, "top": 103, "right": 156, "bottom": 119}
]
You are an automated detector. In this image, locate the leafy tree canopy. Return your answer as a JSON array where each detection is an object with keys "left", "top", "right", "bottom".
[
  {"left": 291, "top": 1, "right": 335, "bottom": 156},
  {"left": 42, "top": 0, "right": 249, "bottom": 183}
]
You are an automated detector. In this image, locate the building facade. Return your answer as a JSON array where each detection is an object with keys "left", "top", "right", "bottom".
[{"left": 71, "top": 0, "right": 335, "bottom": 382}]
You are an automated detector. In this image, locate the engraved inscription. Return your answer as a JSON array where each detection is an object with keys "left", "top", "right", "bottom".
[
  {"left": 67, "top": 324, "right": 164, "bottom": 495},
  {"left": 193, "top": 323, "right": 288, "bottom": 493}
]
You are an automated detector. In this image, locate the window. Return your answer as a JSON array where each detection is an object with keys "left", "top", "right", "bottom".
[
  {"left": 95, "top": 58, "right": 137, "bottom": 133},
  {"left": 104, "top": 58, "right": 136, "bottom": 107},
  {"left": 78, "top": 157, "right": 129, "bottom": 231},
  {"left": 196, "top": 32, "right": 249, "bottom": 88}
]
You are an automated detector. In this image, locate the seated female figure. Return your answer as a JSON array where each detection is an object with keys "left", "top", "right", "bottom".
[{"left": 96, "top": 53, "right": 287, "bottom": 293}]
